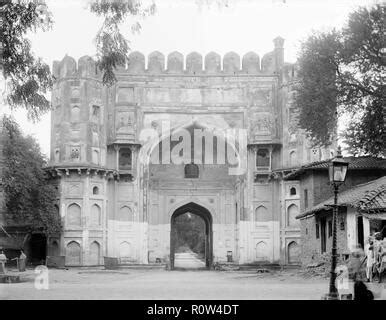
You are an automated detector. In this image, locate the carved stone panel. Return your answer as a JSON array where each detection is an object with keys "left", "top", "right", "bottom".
[
  {"left": 249, "top": 112, "right": 275, "bottom": 139},
  {"left": 115, "top": 111, "right": 136, "bottom": 140},
  {"left": 69, "top": 146, "right": 81, "bottom": 162},
  {"left": 66, "top": 182, "right": 83, "bottom": 196},
  {"left": 248, "top": 88, "right": 272, "bottom": 108}
]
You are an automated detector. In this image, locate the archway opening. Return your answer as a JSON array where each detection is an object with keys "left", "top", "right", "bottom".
[
  {"left": 288, "top": 241, "right": 300, "bottom": 265},
  {"left": 28, "top": 233, "right": 47, "bottom": 265},
  {"left": 170, "top": 202, "right": 212, "bottom": 270}
]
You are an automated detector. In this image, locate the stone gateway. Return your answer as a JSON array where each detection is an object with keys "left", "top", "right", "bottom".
[{"left": 46, "top": 37, "right": 334, "bottom": 268}]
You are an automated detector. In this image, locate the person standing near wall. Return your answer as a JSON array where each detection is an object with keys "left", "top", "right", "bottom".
[
  {"left": 18, "top": 249, "right": 26, "bottom": 272},
  {"left": 365, "top": 237, "right": 375, "bottom": 282},
  {"left": 347, "top": 245, "right": 374, "bottom": 300},
  {"left": 0, "top": 250, "right": 7, "bottom": 274}
]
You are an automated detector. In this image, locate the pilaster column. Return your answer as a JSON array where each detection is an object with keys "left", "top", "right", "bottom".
[
  {"left": 114, "top": 144, "right": 120, "bottom": 170},
  {"left": 82, "top": 174, "right": 90, "bottom": 265}
]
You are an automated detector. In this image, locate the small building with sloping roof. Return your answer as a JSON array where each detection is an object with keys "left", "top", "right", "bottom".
[
  {"left": 295, "top": 176, "right": 386, "bottom": 266},
  {"left": 284, "top": 156, "right": 386, "bottom": 266}
]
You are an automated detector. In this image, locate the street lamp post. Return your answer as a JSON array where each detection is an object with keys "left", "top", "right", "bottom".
[{"left": 325, "top": 146, "right": 349, "bottom": 300}]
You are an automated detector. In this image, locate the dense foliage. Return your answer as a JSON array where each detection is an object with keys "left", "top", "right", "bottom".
[
  {"left": 1, "top": 0, "right": 53, "bottom": 120},
  {"left": 2, "top": 0, "right": 232, "bottom": 118},
  {"left": 294, "top": 5, "right": 385, "bottom": 156},
  {"left": 1, "top": 116, "right": 61, "bottom": 235},
  {"left": 89, "top": 0, "right": 156, "bottom": 86}
]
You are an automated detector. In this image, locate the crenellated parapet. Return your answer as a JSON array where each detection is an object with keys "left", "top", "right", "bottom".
[
  {"left": 52, "top": 50, "right": 285, "bottom": 80},
  {"left": 52, "top": 55, "right": 100, "bottom": 80},
  {"left": 52, "top": 37, "right": 286, "bottom": 80},
  {"left": 122, "top": 50, "right": 269, "bottom": 75}
]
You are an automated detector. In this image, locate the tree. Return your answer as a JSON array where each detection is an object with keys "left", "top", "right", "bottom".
[
  {"left": 1, "top": 115, "right": 61, "bottom": 236},
  {"left": 89, "top": 0, "right": 156, "bottom": 86},
  {"left": 1, "top": 0, "right": 53, "bottom": 120},
  {"left": 2, "top": 0, "right": 231, "bottom": 118},
  {"left": 294, "top": 4, "right": 385, "bottom": 156}
]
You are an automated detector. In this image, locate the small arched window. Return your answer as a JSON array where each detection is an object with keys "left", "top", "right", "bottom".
[
  {"left": 119, "top": 148, "right": 132, "bottom": 170},
  {"left": 93, "top": 186, "right": 99, "bottom": 195},
  {"left": 290, "top": 187, "right": 297, "bottom": 196},
  {"left": 256, "top": 149, "right": 270, "bottom": 168},
  {"left": 184, "top": 163, "right": 199, "bottom": 178},
  {"left": 71, "top": 106, "right": 80, "bottom": 122},
  {"left": 289, "top": 151, "right": 297, "bottom": 167}
]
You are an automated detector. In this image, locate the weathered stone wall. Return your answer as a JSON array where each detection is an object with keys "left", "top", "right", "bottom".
[
  {"left": 56, "top": 172, "right": 107, "bottom": 266},
  {"left": 299, "top": 209, "right": 348, "bottom": 266}
]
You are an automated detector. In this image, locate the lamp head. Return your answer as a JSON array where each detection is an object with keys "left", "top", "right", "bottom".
[{"left": 329, "top": 146, "right": 348, "bottom": 184}]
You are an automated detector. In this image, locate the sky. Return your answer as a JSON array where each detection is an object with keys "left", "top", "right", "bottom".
[{"left": 1, "top": 0, "right": 377, "bottom": 157}]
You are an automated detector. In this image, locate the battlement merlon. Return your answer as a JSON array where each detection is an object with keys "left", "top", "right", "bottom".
[{"left": 52, "top": 37, "right": 294, "bottom": 80}]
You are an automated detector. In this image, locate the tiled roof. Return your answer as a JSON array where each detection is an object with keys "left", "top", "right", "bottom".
[
  {"left": 297, "top": 176, "right": 386, "bottom": 219},
  {"left": 285, "top": 156, "right": 386, "bottom": 180}
]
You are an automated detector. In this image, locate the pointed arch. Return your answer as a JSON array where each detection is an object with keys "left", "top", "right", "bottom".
[
  {"left": 170, "top": 202, "right": 213, "bottom": 269},
  {"left": 254, "top": 205, "right": 270, "bottom": 222},
  {"left": 139, "top": 119, "right": 241, "bottom": 168},
  {"left": 90, "top": 204, "right": 101, "bottom": 226},
  {"left": 49, "top": 239, "right": 60, "bottom": 256},
  {"left": 288, "top": 241, "right": 300, "bottom": 264},
  {"left": 66, "top": 241, "right": 81, "bottom": 266},
  {"left": 255, "top": 241, "right": 268, "bottom": 261},
  {"left": 89, "top": 241, "right": 101, "bottom": 265},
  {"left": 119, "top": 206, "right": 133, "bottom": 221},
  {"left": 67, "top": 203, "right": 81, "bottom": 227},
  {"left": 92, "top": 186, "right": 99, "bottom": 195},
  {"left": 287, "top": 204, "right": 299, "bottom": 227}
]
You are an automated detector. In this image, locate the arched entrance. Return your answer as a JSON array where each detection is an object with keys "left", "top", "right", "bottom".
[
  {"left": 29, "top": 233, "right": 47, "bottom": 265},
  {"left": 170, "top": 202, "right": 213, "bottom": 270}
]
